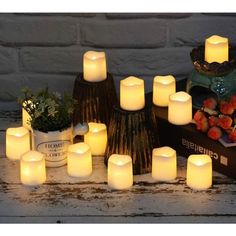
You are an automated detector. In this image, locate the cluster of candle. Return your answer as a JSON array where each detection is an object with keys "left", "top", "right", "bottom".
[
  {"left": 5, "top": 124, "right": 108, "bottom": 186},
  {"left": 5, "top": 34, "right": 227, "bottom": 189},
  {"left": 153, "top": 148, "right": 212, "bottom": 190},
  {"left": 5, "top": 126, "right": 212, "bottom": 190},
  {"left": 120, "top": 74, "right": 192, "bottom": 126},
  {"left": 108, "top": 148, "right": 212, "bottom": 190}
]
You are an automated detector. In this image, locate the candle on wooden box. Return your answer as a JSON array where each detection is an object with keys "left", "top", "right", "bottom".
[
  {"left": 84, "top": 122, "right": 107, "bottom": 156},
  {"left": 108, "top": 154, "right": 133, "bottom": 190},
  {"left": 120, "top": 76, "right": 145, "bottom": 111},
  {"left": 168, "top": 91, "right": 192, "bottom": 125},
  {"left": 6, "top": 127, "right": 30, "bottom": 160},
  {"left": 187, "top": 154, "right": 212, "bottom": 190},
  {"left": 83, "top": 51, "right": 107, "bottom": 82},
  {"left": 20, "top": 151, "right": 46, "bottom": 186},
  {"left": 67, "top": 142, "right": 92, "bottom": 177},
  {"left": 153, "top": 75, "right": 176, "bottom": 107},
  {"left": 205, "top": 35, "right": 229, "bottom": 63},
  {"left": 152, "top": 146, "right": 177, "bottom": 181}
]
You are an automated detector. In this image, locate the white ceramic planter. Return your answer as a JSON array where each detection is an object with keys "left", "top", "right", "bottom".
[
  {"left": 33, "top": 127, "right": 72, "bottom": 167},
  {"left": 32, "top": 123, "right": 88, "bottom": 168}
]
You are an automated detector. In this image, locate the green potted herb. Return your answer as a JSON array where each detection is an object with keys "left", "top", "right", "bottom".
[{"left": 19, "top": 88, "right": 88, "bottom": 167}]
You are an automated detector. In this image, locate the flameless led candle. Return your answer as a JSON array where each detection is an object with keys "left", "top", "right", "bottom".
[
  {"left": 187, "top": 154, "right": 212, "bottom": 190},
  {"left": 168, "top": 91, "right": 192, "bottom": 125},
  {"left": 153, "top": 75, "right": 176, "bottom": 107},
  {"left": 83, "top": 51, "right": 107, "bottom": 82},
  {"left": 120, "top": 76, "right": 145, "bottom": 111},
  {"left": 20, "top": 151, "right": 46, "bottom": 186},
  {"left": 205, "top": 35, "right": 229, "bottom": 63},
  {"left": 152, "top": 146, "right": 177, "bottom": 181},
  {"left": 67, "top": 142, "right": 92, "bottom": 177},
  {"left": 22, "top": 100, "right": 31, "bottom": 130},
  {"left": 108, "top": 154, "right": 133, "bottom": 190},
  {"left": 6, "top": 127, "right": 30, "bottom": 160},
  {"left": 84, "top": 122, "right": 107, "bottom": 156}
]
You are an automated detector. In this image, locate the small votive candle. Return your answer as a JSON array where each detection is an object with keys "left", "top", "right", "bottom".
[
  {"left": 120, "top": 76, "right": 145, "bottom": 111},
  {"left": 67, "top": 142, "right": 92, "bottom": 177},
  {"left": 83, "top": 51, "right": 107, "bottom": 82},
  {"left": 205, "top": 35, "right": 229, "bottom": 63},
  {"left": 152, "top": 146, "right": 177, "bottom": 181},
  {"left": 6, "top": 127, "right": 30, "bottom": 160},
  {"left": 84, "top": 122, "right": 107, "bottom": 156},
  {"left": 168, "top": 91, "right": 192, "bottom": 125},
  {"left": 22, "top": 100, "right": 32, "bottom": 130},
  {"left": 20, "top": 151, "right": 46, "bottom": 186},
  {"left": 187, "top": 154, "right": 212, "bottom": 190},
  {"left": 153, "top": 75, "right": 176, "bottom": 107},
  {"left": 108, "top": 154, "right": 133, "bottom": 190}
]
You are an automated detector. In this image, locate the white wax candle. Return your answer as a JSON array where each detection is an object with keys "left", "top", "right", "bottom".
[
  {"left": 67, "top": 142, "right": 92, "bottom": 177},
  {"left": 22, "top": 100, "right": 32, "bottom": 130},
  {"left": 108, "top": 154, "right": 133, "bottom": 190},
  {"left": 205, "top": 35, "right": 229, "bottom": 63},
  {"left": 84, "top": 122, "right": 107, "bottom": 156},
  {"left": 187, "top": 154, "right": 212, "bottom": 190},
  {"left": 152, "top": 146, "right": 177, "bottom": 181},
  {"left": 6, "top": 127, "right": 30, "bottom": 160},
  {"left": 83, "top": 51, "right": 107, "bottom": 82},
  {"left": 153, "top": 75, "right": 176, "bottom": 107},
  {"left": 20, "top": 151, "right": 46, "bottom": 186},
  {"left": 120, "top": 76, "right": 145, "bottom": 111},
  {"left": 168, "top": 91, "right": 192, "bottom": 125}
]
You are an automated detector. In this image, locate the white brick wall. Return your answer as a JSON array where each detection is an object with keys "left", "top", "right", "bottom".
[{"left": 0, "top": 13, "right": 235, "bottom": 105}]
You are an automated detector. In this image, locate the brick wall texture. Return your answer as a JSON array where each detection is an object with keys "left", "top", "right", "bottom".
[{"left": 0, "top": 13, "right": 235, "bottom": 104}]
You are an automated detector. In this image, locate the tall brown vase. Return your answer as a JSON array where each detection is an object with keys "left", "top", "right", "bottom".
[
  {"left": 104, "top": 104, "right": 160, "bottom": 175},
  {"left": 73, "top": 72, "right": 118, "bottom": 127}
]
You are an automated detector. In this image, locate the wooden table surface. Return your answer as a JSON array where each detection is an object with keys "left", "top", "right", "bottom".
[{"left": 0, "top": 111, "right": 236, "bottom": 223}]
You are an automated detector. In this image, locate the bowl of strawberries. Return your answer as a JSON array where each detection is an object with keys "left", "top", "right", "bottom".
[{"left": 193, "top": 95, "right": 236, "bottom": 147}]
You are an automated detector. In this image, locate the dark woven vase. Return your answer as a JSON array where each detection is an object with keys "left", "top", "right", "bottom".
[
  {"left": 104, "top": 105, "right": 160, "bottom": 175},
  {"left": 73, "top": 72, "right": 118, "bottom": 126}
]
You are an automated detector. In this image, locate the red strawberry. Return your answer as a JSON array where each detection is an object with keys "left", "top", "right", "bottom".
[
  {"left": 230, "top": 95, "right": 236, "bottom": 109},
  {"left": 229, "top": 129, "right": 236, "bottom": 142},
  {"left": 208, "top": 116, "right": 219, "bottom": 127},
  {"left": 218, "top": 115, "right": 233, "bottom": 130},
  {"left": 220, "top": 101, "right": 234, "bottom": 115},
  {"left": 203, "top": 97, "right": 217, "bottom": 110},
  {"left": 207, "top": 126, "right": 223, "bottom": 140},
  {"left": 195, "top": 115, "right": 209, "bottom": 133},
  {"left": 193, "top": 110, "right": 205, "bottom": 123}
]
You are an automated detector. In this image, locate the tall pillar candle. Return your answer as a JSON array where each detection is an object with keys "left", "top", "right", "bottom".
[
  {"left": 120, "top": 76, "right": 145, "bottom": 111},
  {"left": 108, "top": 154, "right": 133, "bottom": 190},
  {"left": 187, "top": 154, "right": 212, "bottom": 190},
  {"left": 205, "top": 35, "right": 229, "bottom": 63},
  {"left": 20, "top": 151, "right": 46, "bottom": 186},
  {"left": 67, "top": 142, "right": 92, "bottom": 177},
  {"left": 153, "top": 75, "right": 176, "bottom": 107},
  {"left": 84, "top": 122, "right": 107, "bottom": 156},
  {"left": 6, "top": 127, "right": 30, "bottom": 160},
  {"left": 168, "top": 91, "right": 192, "bottom": 125},
  {"left": 152, "top": 146, "right": 177, "bottom": 181},
  {"left": 83, "top": 51, "right": 107, "bottom": 82}
]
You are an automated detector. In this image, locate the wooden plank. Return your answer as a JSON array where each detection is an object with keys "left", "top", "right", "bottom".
[
  {"left": 0, "top": 182, "right": 236, "bottom": 219},
  {"left": 1, "top": 216, "right": 236, "bottom": 223}
]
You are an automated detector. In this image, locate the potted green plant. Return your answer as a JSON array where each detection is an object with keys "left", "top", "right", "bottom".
[{"left": 19, "top": 88, "right": 88, "bottom": 167}]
